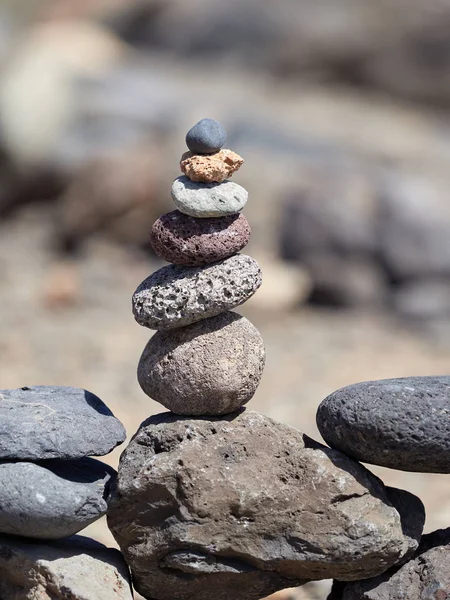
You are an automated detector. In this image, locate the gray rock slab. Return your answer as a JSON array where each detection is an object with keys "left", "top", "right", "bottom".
[
  {"left": 132, "top": 254, "right": 262, "bottom": 330},
  {"left": 0, "top": 534, "right": 133, "bottom": 600},
  {"left": 107, "top": 410, "right": 423, "bottom": 600},
  {"left": 316, "top": 376, "right": 450, "bottom": 472},
  {"left": 0, "top": 458, "right": 116, "bottom": 539},
  {"left": 185, "top": 118, "right": 227, "bottom": 154},
  {"left": 0, "top": 386, "right": 126, "bottom": 460},
  {"left": 138, "top": 312, "right": 265, "bottom": 415},
  {"left": 171, "top": 176, "right": 248, "bottom": 218},
  {"left": 329, "top": 528, "right": 450, "bottom": 599}
]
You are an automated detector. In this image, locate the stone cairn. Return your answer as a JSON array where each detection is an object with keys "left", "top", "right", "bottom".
[
  {"left": 105, "top": 119, "right": 450, "bottom": 600},
  {"left": 0, "top": 385, "right": 133, "bottom": 599},
  {"left": 2, "top": 120, "right": 450, "bottom": 600}
]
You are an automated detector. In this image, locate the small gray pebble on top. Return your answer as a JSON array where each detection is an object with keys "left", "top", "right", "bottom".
[{"left": 186, "top": 118, "right": 227, "bottom": 154}]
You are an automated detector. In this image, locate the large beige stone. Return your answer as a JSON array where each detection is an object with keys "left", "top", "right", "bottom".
[
  {"left": 108, "top": 410, "right": 424, "bottom": 600},
  {"left": 0, "top": 534, "right": 133, "bottom": 600},
  {"left": 138, "top": 312, "right": 265, "bottom": 415}
]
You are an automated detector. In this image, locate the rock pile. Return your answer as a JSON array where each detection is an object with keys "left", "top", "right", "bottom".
[
  {"left": 107, "top": 120, "right": 429, "bottom": 600},
  {"left": 316, "top": 376, "right": 450, "bottom": 598},
  {"left": 0, "top": 385, "right": 132, "bottom": 599}
]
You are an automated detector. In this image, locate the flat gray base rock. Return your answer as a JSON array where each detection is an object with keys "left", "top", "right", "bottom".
[
  {"left": 108, "top": 410, "right": 423, "bottom": 600},
  {"left": 0, "top": 386, "right": 126, "bottom": 460},
  {"left": 133, "top": 254, "right": 262, "bottom": 330},
  {"left": 138, "top": 312, "right": 266, "bottom": 415},
  {"left": 330, "top": 528, "right": 450, "bottom": 599},
  {"left": 0, "top": 458, "right": 116, "bottom": 539},
  {"left": 171, "top": 175, "right": 248, "bottom": 217},
  {"left": 0, "top": 534, "right": 133, "bottom": 600},
  {"left": 317, "top": 376, "right": 450, "bottom": 472}
]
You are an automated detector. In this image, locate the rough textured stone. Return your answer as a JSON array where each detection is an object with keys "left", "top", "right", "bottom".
[
  {"left": 0, "top": 458, "right": 115, "bottom": 539},
  {"left": 329, "top": 528, "right": 450, "bottom": 599},
  {"left": 180, "top": 149, "right": 244, "bottom": 183},
  {"left": 132, "top": 254, "right": 262, "bottom": 330},
  {"left": 0, "top": 534, "right": 133, "bottom": 600},
  {"left": 150, "top": 210, "right": 251, "bottom": 266},
  {"left": 137, "top": 312, "right": 265, "bottom": 415},
  {"left": 185, "top": 118, "right": 226, "bottom": 154},
  {"left": 317, "top": 376, "right": 450, "bottom": 473},
  {"left": 108, "top": 410, "right": 423, "bottom": 600},
  {"left": 0, "top": 386, "right": 126, "bottom": 460},
  {"left": 171, "top": 176, "right": 248, "bottom": 218}
]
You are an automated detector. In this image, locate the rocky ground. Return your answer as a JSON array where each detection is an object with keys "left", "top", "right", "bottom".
[{"left": 1, "top": 205, "right": 450, "bottom": 600}]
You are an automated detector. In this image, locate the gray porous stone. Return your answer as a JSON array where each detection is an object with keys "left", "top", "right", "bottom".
[
  {"left": 185, "top": 118, "right": 227, "bottom": 154},
  {"left": 171, "top": 175, "right": 248, "bottom": 218},
  {"left": 0, "top": 534, "right": 133, "bottom": 600},
  {"left": 137, "top": 312, "right": 265, "bottom": 415},
  {"left": 329, "top": 528, "right": 450, "bottom": 599},
  {"left": 132, "top": 254, "right": 262, "bottom": 330},
  {"left": 107, "top": 410, "right": 423, "bottom": 600},
  {"left": 0, "top": 386, "right": 126, "bottom": 460},
  {"left": 150, "top": 210, "right": 251, "bottom": 266},
  {"left": 316, "top": 376, "right": 450, "bottom": 472},
  {"left": 0, "top": 458, "right": 116, "bottom": 539}
]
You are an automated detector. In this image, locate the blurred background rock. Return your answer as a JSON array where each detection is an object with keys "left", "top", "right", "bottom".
[{"left": 1, "top": 1, "right": 450, "bottom": 598}]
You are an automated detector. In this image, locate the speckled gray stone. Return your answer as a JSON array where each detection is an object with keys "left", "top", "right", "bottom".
[
  {"left": 108, "top": 410, "right": 423, "bottom": 600},
  {"left": 317, "top": 376, "right": 450, "bottom": 472},
  {"left": 171, "top": 176, "right": 248, "bottom": 218},
  {"left": 137, "top": 312, "right": 265, "bottom": 415},
  {"left": 185, "top": 118, "right": 226, "bottom": 154},
  {"left": 0, "top": 458, "right": 115, "bottom": 539},
  {"left": 0, "top": 386, "right": 126, "bottom": 460},
  {"left": 132, "top": 254, "right": 262, "bottom": 330}
]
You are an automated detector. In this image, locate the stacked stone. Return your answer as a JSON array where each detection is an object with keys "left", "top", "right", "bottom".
[
  {"left": 108, "top": 121, "right": 427, "bottom": 600},
  {"left": 315, "top": 376, "right": 450, "bottom": 599},
  {"left": 133, "top": 118, "right": 265, "bottom": 416},
  {"left": 0, "top": 385, "right": 133, "bottom": 599}
]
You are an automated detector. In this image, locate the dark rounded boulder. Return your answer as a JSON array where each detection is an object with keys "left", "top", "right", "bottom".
[{"left": 317, "top": 376, "right": 450, "bottom": 472}]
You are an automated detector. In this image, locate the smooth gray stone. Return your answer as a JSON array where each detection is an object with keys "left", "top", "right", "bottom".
[
  {"left": 171, "top": 176, "right": 248, "bottom": 218},
  {"left": 185, "top": 118, "right": 226, "bottom": 154},
  {"left": 0, "top": 458, "right": 115, "bottom": 539},
  {"left": 132, "top": 254, "right": 262, "bottom": 330},
  {"left": 0, "top": 386, "right": 126, "bottom": 460},
  {"left": 0, "top": 534, "right": 133, "bottom": 600},
  {"left": 317, "top": 376, "right": 450, "bottom": 472}
]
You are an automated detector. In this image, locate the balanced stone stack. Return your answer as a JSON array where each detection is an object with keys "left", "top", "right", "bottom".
[
  {"left": 107, "top": 121, "right": 428, "bottom": 600},
  {"left": 0, "top": 385, "right": 133, "bottom": 599},
  {"left": 315, "top": 376, "right": 450, "bottom": 599}
]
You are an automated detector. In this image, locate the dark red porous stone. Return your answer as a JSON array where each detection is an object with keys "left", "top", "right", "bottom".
[{"left": 150, "top": 210, "right": 251, "bottom": 266}]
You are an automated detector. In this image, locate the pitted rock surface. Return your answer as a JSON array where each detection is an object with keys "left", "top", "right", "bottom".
[
  {"left": 150, "top": 210, "right": 251, "bottom": 266},
  {"left": 180, "top": 149, "right": 244, "bottom": 183},
  {"left": 329, "top": 528, "right": 450, "bottom": 599},
  {"left": 132, "top": 254, "right": 261, "bottom": 330},
  {"left": 0, "top": 534, "right": 133, "bottom": 600},
  {"left": 137, "top": 312, "right": 265, "bottom": 415},
  {"left": 185, "top": 118, "right": 227, "bottom": 154},
  {"left": 0, "top": 386, "right": 126, "bottom": 460},
  {"left": 317, "top": 376, "right": 450, "bottom": 472},
  {"left": 0, "top": 458, "right": 115, "bottom": 539},
  {"left": 171, "top": 176, "right": 248, "bottom": 218},
  {"left": 107, "top": 410, "right": 423, "bottom": 600}
]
